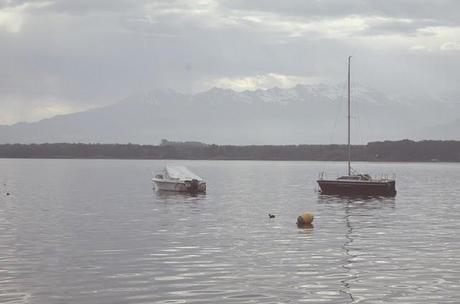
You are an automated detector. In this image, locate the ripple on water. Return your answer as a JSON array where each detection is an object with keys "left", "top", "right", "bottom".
[{"left": 1, "top": 160, "right": 460, "bottom": 303}]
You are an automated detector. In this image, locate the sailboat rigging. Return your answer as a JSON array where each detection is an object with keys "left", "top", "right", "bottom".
[{"left": 317, "top": 57, "right": 397, "bottom": 196}]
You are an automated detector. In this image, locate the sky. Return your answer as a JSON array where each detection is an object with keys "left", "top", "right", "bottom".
[{"left": 1, "top": 0, "right": 460, "bottom": 124}]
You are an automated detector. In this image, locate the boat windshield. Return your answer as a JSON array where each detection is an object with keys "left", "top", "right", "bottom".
[{"left": 163, "top": 166, "right": 203, "bottom": 181}]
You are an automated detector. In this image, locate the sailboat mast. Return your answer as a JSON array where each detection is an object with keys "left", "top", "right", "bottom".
[{"left": 347, "top": 56, "right": 352, "bottom": 176}]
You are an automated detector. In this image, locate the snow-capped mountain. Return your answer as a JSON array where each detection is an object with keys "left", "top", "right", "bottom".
[{"left": 0, "top": 84, "right": 458, "bottom": 144}]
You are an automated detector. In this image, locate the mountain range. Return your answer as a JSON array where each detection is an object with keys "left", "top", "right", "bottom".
[{"left": 0, "top": 84, "right": 458, "bottom": 144}]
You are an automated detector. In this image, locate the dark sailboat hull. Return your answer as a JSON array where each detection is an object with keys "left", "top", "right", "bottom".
[{"left": 317, "top": 179, "right": 396, "bottom": 196}]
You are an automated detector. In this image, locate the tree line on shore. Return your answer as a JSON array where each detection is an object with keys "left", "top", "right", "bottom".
[{"left": 0, "top": 139, "right": 458, "bottom": 162}]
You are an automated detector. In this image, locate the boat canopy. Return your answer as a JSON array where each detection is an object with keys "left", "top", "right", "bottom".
[{"left": 164, "top": 166, "right": 203, "bottom": 181}]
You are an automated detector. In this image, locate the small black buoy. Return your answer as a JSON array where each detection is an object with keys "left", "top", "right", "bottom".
[{"left": 268, "top": 213, "right": 275, "bottom": 219}]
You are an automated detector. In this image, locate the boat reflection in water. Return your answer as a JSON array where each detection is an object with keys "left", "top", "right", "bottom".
[
  {"left": 153, "top": 186, "right": 206, "bottom": 205},
  {"left": 317, "top": 194, "right": 396, "bottom": 303}
]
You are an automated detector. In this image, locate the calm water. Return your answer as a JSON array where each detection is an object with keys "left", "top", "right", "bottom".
[{"left": 1, "top": 159, "right": 460, "bottom": 303}]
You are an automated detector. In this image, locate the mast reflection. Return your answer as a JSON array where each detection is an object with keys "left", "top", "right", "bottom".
[{"left": 317, "top": 195, "right": 396, "bottom": 303}]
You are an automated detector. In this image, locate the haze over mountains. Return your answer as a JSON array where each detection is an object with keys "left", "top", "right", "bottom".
[{"left": 0, "top": 84, "right": 458, "bottom": 145}]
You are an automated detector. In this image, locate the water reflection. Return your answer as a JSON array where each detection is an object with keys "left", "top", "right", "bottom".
[
  {"left": 341, "top": 200, "right": 357, "bottom": 303},
  {"left": 2, "top": 159, "right": 459, "bottom": 303},
  {"left": 154, "top": 190, "right": 206, "bottom": 202},
  {"left": 318, "top": 194, "right": 396, "bottom": 210},
  {"left": 297, "top": 223, "right": 314, "bottom": 229},
  {"left": 317, "top": 195, "right": 397, "bottom": 303}
]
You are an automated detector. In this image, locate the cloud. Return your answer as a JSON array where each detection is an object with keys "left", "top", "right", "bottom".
[
  {"left": 441, "top": 41, "right": 460, "bottom": 51},
  {"left": 0, "top": 0, "right": 459, "bottom": 125},
  {"left": 0, "top": 1, "right": 51, "bottom": 32},
  {"left": 361, "top": 17, "right": 435, "bottom": 36},
  {"left": 0, "top": 8, "right": 22, "bottom": 32},
  {"left": 201, "top": 73, "right": 320, "bottom": 91},
  {"left": 220, "top": 0, "right": 460, "bottom": 27},
  {"left": 410, "top": 45, "right": 431, "bottom": 52},
  {"left": 0, "top": 94, "right": 91, "bottom": 124}
]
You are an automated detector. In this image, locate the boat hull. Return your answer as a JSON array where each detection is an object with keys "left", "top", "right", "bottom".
[
  {"left": 153, "top": 179, "right": 206, "bottom": 194},
  {"left": 317, "top": 179, "right": 396, "bottom": 196}
]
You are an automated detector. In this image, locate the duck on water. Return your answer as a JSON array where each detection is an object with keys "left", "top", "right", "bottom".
[{"left": 316, "top": 56, "right": 396, "bottom": 197}]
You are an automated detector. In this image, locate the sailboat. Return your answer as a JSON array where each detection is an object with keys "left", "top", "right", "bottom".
[{"left": 317, "top": 57, "right": 396, "bottom": 196}]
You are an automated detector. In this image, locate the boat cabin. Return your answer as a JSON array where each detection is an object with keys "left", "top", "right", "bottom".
[{"left": 337, "top": 174, "right": 372, "bottom": 181}]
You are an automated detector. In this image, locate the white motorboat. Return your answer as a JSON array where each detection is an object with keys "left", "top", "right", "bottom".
[{"left": 153, "top": 166, "right": 206, "bottom": 193}]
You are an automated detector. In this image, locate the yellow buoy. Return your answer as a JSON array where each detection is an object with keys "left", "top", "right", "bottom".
[{"left": 297, "top": 212, "right": 314, "bottom": 226}]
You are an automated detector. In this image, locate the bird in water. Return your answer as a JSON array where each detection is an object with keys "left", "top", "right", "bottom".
[{"left": 268, "top": 213, "right": 275, "bottom": 219}]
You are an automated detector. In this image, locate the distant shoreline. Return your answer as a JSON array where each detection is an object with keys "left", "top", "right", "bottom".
[
  {"left": 0, "top": 140, "right": 459, "bottom": 162},
  {"left": 1, "top": 157, "right": 458, "bottom": 164}
]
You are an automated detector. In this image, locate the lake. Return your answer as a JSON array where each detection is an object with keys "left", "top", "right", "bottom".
[{"left": 1, "top": 159, "right": 459, "bottom": 303}]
